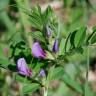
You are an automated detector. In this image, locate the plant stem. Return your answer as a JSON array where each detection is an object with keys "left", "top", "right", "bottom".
[
  {"left": 85, "top": 45, "right": 89, "bottom": 96},
  {"left": 44, "top": 87, "right": 48, "bottom": 96}
]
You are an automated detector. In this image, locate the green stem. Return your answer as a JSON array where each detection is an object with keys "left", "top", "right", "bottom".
[
  {"left": 44, "top": 87, "right": 48, "bottom": 96},
  {"left": 3, "top": 83, "right": 8, "bottom": 96},
  {"left": 85, "top": 45, "right": 89, "bottom": 96}
]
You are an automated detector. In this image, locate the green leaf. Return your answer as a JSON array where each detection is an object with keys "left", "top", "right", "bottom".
[
  {"left": 65, "top": 33, "right": 72, "bottom": 52},
  {"left": 23, "top": 83, "right": 40, "bottom": 94},
  {"left": 92, "top": 26, "right": 96, "bottom": 33},
  {"left": 47, "top": 66, "right": 64, "bottom": 82},
  {"left": 43, "top": 6, "right": 53, "bottom": 24},
  {"left": 59, "top": 38, "right": 65, "bottom": 55},
  {"left": 30, "top": 17, "right": 42, "bottom": 31},
  {"left": 10, "top": 32, "right": 24, "bottom": 47},
  {"left": 70, "top": 30, "right": 77, "bottom": 47},
  {"left": 90, "top": 32, "right": 96, "bottom": 44},
  {"left": 0, "top": 58, "right": 11, "bottom": 69},
  {"left": 33, "top": 62, "right": 44, "bottom": 74},
  {"left": 15, "top": 75, "right": 31, "bottom": 83},
  {"left": 52, "top": 67, "right": 64, "bottom": 80},
  {"left": 32, "top": 5, "right": 42, "bottom": 16},
  {"left": 74, "top": 27, "right": 86, "bottom": 47},
  {"left": 28, "top": 31, "right": 45, "bottom": 43},
  {"left": 29, "top": 6, "right": 43, "bottom": 30},
  {"left": 9, "top": 40, "right": 26, "bottom": 58},
  {"left": 74, "top": 47, "right": 84, "bottom": 54},
  {"left": 23, "top": 48, "right": 31, "bottom": 57},
  {"left": 86, "top": 26, "right": 96, "bottom": 45},
  {"left": 62, "top": 73, "right": 83, "bottom": 94}
]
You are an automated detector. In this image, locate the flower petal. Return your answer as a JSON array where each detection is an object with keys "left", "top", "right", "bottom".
[
  {"left": 17, "top": 58, "right": 32, "bottom": 77},
  {"left": 32, "top": 42, "right": 46, "bottom": 58}
]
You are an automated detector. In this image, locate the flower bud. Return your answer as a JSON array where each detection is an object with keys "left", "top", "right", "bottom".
[
  {"left": 46, "top": 25, "right": 52, "bottom": 37},
  {"left": 52, "top": 39, "right": 59, "bottom": 53},
  {"left": 39, "top": 69, "right": 45, "bottom": 77}
]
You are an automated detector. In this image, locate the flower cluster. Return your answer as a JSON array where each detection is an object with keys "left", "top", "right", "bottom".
[
  {"left": 16, "top": 24, "right": 59, "bottom": 77},
  {"left": 31, "top": 26, "right": 59, "bottom": 59},
  {"left": 17, "top": 58, "right": 46, "bottom": 77}
]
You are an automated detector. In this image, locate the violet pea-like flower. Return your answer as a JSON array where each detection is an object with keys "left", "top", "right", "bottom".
[
  {"left": 17, "top": 58, "right": 32, "bottom": 77},
  {"left": 39, "top": 69, "right": 45, "bottom": 77},
  {"left": 32, "top": 42, "right": 46, "bottom": 59},
  {"left": 52, "top": 39, "right": 59, "bottom": 53}
]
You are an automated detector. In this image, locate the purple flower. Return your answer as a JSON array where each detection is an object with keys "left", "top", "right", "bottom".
[
  {"left": 39, "top": 69, "right": 45, "bottom": 77},
  {"left": 46, "top": 26, "right": 52, "bottom": 37},
  {"left": 32, "top": 42, "right": 46, "bottom": 59},
  {"left": 17, "top": 58, "right": 32, "bottom": 77},
  {"left": 52, "top": 39, "right": 59, "bottom": 53}
]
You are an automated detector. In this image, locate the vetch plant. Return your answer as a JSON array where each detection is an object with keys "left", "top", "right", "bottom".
[{"left": 1, "top": 2, "right": 96, "bottom": 96}]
